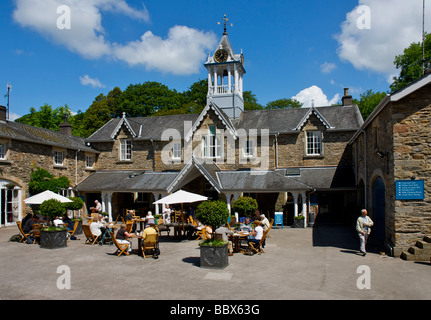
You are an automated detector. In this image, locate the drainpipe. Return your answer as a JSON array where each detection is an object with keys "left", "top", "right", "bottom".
[
  {"left": 75, "top": 149, "right": 80, "bottom": 186},
  {"left": 274, "top": 132, "right": 279, "bottom": 169},
  {"left": 150, "top": 139, "right": 156, "bottom": 172},
  {"left": 361, "top": 130, "right": 367, "bottom": 209}
]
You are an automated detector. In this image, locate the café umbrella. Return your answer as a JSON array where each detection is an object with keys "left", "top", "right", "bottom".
[
  {"left": 153, "top": 190, "right": 208, "bottom": 234},
  {"left": 24, "top": 190, "right": 73, "bottom": 205}
]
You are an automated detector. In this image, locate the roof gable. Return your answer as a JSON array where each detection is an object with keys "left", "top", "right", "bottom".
[
  {"left": 293, "top": 106, "right": 334, "bottom": 131},
  {"left": 110, "top": 113, "right": 138, "bottom": 140}
]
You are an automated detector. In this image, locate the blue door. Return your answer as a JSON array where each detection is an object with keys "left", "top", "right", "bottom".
[{"left": 372, "top": 177, "right": 386, "bottom": 244}]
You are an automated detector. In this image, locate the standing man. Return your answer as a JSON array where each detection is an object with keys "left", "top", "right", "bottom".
[{"left": 356, "top": 209, "right": 374, "bottom": 256}]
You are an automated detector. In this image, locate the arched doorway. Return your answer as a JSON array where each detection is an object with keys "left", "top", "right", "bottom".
[{"left": 372, "top": 177, "right": 386, "bottom": 245}]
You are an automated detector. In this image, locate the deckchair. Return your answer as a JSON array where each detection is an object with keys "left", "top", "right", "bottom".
[
  {"left": 16, "top": 221, "right": 30, "bottom": 243},
  {"left": 248, "top": 230, "right": 268, "bottom": 255},
  {"left": 82, "top": 224, "right": 99, "bottom": 245},
  {"left": 110, "top": 231, "right": 130, "bottom": 256}
]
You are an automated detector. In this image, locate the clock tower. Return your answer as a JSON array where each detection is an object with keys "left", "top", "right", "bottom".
[{"left": 205, "top": 15, "right": 245, "bottom": 119}]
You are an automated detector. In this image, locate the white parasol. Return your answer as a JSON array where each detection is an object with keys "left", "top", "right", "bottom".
[{"left": 24, "top": 190, "right": 73, "bottom": 204}]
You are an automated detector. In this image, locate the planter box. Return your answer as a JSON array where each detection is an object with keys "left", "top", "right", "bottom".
[
  {"left": 293, "top": 219, "right": 305, "bottom": 228},
  {"left": 40, "top": 230, "right": 68, "bottom": 249},
  {"left": 200, "top": 244, "right": 229, "bottom": 269}
]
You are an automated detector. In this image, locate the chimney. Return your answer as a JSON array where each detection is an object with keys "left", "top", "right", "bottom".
[
  {"left": 59, "top": 114, "right": 72, "bottom": 135},
  {"left": 342, "top": 88, "right": 352, "bottom": 106},
  {"left": 0, "top": 105, "right": 7, "bottom": 121}
]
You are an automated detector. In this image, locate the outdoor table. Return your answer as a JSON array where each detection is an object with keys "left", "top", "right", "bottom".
[
  {"left": 229, "top": 232, "right": 250, "bottom": 253},
  {"left": 166, "top": 222, "right": 194, "bottom": 239},
  {"left": 135, "top": 218, "right": 146, "bottom": 233},
  {"left": 129, "top": 234, "right": 144, "bottom": 256}
]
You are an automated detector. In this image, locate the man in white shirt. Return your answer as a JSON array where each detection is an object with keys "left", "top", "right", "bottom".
[{"left": 356, "top": 209, "right": 374, "bottom": 256}]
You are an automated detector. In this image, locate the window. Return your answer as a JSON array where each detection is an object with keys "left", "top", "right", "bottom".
[
  {"left": 202, "top": 126, "right": 222, "bottom": 158},
  {"left": 244, "top": 139, "right": 255, "bottom": 157},
  {"left": 86, "top": 154, "right": 94, "bottom": 168},
  {"left": 306, "top": 131, "right": 322, "bottom": 156},
  {"left": 54, "top": 150, "right": 64, "bottom": 165},
  {"left": 172, "top": 142, "right": 182, "bottom": 159},
  {"left": 120, "top": 139, "right": 132, "bottom": 161},
  {"left": 0, "top": 143, "right": 7, "bottom": 159}
]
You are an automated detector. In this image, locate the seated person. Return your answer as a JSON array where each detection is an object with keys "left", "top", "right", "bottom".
[
  {"left": 125, "top": 210, "right": 137, "bottom": 233},
  {"left": 53, "top": 216, "right": 63, "bottom": 227},
  {"left": 248, "top": 220, "right": 264, "bottom": 248},
  {"left": 21, "top": 213, "right": 33, "bottom": 226},
  {"left": 116, "top": 224, "right": 132, "bottom": 253},
  {"left": 90, "top": 200, "right": 102, "bottom": 213},
  {"left": 23, "top": 215, "right": 40, "bottom": 234},
  {"left": 143, "top": 223, "right": 159, "bottom": 258},
  {"left": 240, "top": 217, "right": 253, "bottom": 233},
  {"left": 145, "top": 211, "right": 155, "bottom": 227},
  {"left": 90, "top": 220, "right": 103, "bottom": 238},
  {"left": 260, "top": 214, "right": 270, "bottom": 230},
  {"left": 162, "top": 204, "right": 171, "bottom": 223},
  {"left": 215, "top": 225, "right": 234, "bottom": 256},
  {"left": 97, "top": 214, "right": 108, "bottom": 224}
]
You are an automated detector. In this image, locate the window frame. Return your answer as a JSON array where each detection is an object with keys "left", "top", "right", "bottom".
[
  {"left": 172, "top": 142, "right": 182, "bottom": 160},
  {"left": 120, "top": 139, "right": 132, "bottom": 161},
  {"left": 53, "top": 150, "right": 64, "bottom": 166},
  {"left": 306, "top": 131, "right": 322, "bottom": 156},
  {"left": 202, "top": 126, "right": 223, "bottom": 159}
]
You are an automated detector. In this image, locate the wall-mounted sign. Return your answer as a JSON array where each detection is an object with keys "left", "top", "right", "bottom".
[{"left": 396, "top": 180, "right": 425, "bottom": 200}]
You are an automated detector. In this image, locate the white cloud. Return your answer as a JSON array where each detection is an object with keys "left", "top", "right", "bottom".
[
  {"left": 79, "top": 74, "right": 105, "bottom": 88},
  {"left": 12, "top": 0, "right": 215, "bottom": 75},
  {"left": 292, "top": 85, "right": 340, "bottom": 107},
  {"left": 9, "top": 113, "right": 22, "bottom": 122},
  {"left": 112, "top": 26, "right": 217, "bottom": 75},
  {"left": 320, "top": 62, "right": 337, "bottom": 74},
  {"left": 335, "top": 0, "right": 429, "bottom": 76}
]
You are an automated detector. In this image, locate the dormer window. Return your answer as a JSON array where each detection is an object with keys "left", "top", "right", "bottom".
[
  {"left": 306, "top": 131, "right": 322, "bottom": 156},
  {"left": 120, "top": 139, "right": 132, "bottom": 161},
  {"left": 202, "top": 125, "right": 222, "bottom": 159}
]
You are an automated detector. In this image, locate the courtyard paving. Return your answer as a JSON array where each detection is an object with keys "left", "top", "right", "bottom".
[{"left": 0, "top": 223, "right": 430, "bottom": 301}]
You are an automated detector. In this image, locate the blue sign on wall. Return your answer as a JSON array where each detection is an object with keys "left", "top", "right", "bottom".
[{"left": 396, "top": 180, "right": 425, "bottom": 200}]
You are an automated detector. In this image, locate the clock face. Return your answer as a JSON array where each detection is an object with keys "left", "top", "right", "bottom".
[{"left": 214, "top": 49, "right": 228, "bottom": 63}]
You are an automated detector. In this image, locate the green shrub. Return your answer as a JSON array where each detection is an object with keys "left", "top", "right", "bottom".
[
  {"left": 232, "top": 196, "right": 258, "bottom": 217},
  {"left": 64, "top": 196, "right": 84, "bottom": 211},
  {"left": 40, "top": 199, "right": 66, "bottom": 224},
  {"left": 196, "top": 200, "right": 229, "bottom": 241}
]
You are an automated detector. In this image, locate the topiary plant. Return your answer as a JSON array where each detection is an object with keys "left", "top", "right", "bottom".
[
  {"left": 232, "top": 196, "right": 258, "bottom": 217},
  {"left": 40, "top": 198, "right": 66, "bottom": 226},
  {"left": 196, "top": 200, "right": 229, "bottom": 242}
]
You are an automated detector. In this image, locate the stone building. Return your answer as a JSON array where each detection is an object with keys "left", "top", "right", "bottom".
[
  {"left": 76, "top": 28, "right": 363, "bottom": 227},
  {"left": 349, "top": 73, "right": 431, "bottom": 257},
  {"left": 0, "top": 106, "right": 97, "bottom": 227}
]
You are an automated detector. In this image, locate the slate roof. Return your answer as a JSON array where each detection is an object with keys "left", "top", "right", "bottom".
[
  {"left": 75, "top": 171, "right": 178, "bottom": 192},
  {"left": 0, "top": 120, "right": 96, "bottom": 152}
]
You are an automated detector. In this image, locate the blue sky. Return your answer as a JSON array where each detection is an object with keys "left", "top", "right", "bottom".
[{"left": 1, "top": 0, "right": 429, "bottom": 120}]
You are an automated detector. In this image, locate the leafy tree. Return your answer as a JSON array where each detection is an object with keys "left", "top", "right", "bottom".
[
  {"left": 243, "top": 91, "right": 263, "bottom": 110},
  {"left": 265, "top": 98, "right": 303, "bottom": 110},
  {"left": 232, "top": 196, "right": 258, "bottom": 217},
  {"left": 390, "top": 33, "right": 431, "bottom": 92},
  {"left": 353, "top": 89, "right": 387, "bottom": 120},
  {"left": 28, "top": 166, "right": 71, "bottom": 195},
  {"left": 15, "top": 104, "right": 74, "bottom": 131},
  {"left": 196, "top": 200, "right": 230, "bottom": 241}
]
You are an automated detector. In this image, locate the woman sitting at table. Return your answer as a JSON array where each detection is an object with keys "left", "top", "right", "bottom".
[
  {"left": 116, "top": 224, "right": 132, "bottom": 253},
  {"left": 145, "top": 211, "right": 155, "bottom": 227},
  {"left": 248, "top": 220, "right": 263, "bottom": 247}
]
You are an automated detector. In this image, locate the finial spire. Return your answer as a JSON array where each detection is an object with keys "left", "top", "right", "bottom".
[{"left": 218, "top": 14, "right": 233, "bottom": 35}]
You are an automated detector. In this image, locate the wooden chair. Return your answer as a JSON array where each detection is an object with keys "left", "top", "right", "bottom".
[
  {"left": 248, "top": 230, "right": 268, "bottom": 255},
  {"left": 32, "top": 223, "right": 42, "bottom": 244},
  {"left": 142, "top": 233, "right": 159, "bottom": 259},
  {"left": 82, "top": 224, "right": 100, "bottom": 245},
  {"left": 189, "top": 216, "right": 203, "bottom": 240},
  {"left": 67, "top": 220, "right": 79, "bottom": 241},
  {"left": 200, "top": 226, "right": 208, "bottom": 241},
  {"left": 266, "top": 218, "right": 275, "bottom": 238},
  {"left": 125, "top": 220, "right": 134, "bottom": 233},
  {"left": 109, "top": 231, "right": 130, "bottom": 256},
  {"left": 16, "top": 221, "right": 30, "bottom": 243}
]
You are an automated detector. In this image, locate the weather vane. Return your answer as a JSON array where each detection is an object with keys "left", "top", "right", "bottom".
[{"left": 218, "top": 14, "right": 233, "bottom": 35}]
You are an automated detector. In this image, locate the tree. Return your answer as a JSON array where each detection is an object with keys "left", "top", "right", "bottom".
[
  {"left": 28, "top": 166, "right": 71, "bottom": 195},
  {"left": 196, "top": 200, "right": 230, "bottom": 240},
  {"left": 265, "top": 98, "right": 303, "bottom": 110},
  {"left": 232, "top": 196, "right": 258, "bottom": 217},
  {"left": 353, "top": 89, "right": 387, "bottom": 120},
  {"left": 15, "top": 104, "right": 74, "bottom": 131},
  {"left": 390, "top": 33, "right": 431, "bottom": 92},
  {"left": 40, "top": 199, "right": 66, "bottom": 224},
  {"left": 243, "top": 91, "right": 263, "bottom": 110}
]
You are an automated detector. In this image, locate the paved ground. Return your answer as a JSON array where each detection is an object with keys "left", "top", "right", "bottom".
[{"left": 0, "top": 224, "right": 430, "bottom": 301}]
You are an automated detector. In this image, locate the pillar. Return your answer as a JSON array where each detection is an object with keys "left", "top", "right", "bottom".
[
  {"left": 301, "top": 191, "right": 307, "bottom": 226},
  {"left": 292, "top": 192, "right": 299, "bottom": 217},
  {"left": 107, "top": 192, "right": 112, "bottom": 222},
  {"left": 153, "top": 193, "right": 160, "bottom": 216}
]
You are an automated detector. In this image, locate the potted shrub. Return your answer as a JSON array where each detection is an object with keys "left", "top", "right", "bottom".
[
  {"left": 39, "top": 199, "right": 68, "bottom": 249},
  {"left": 196, "top": 200, "right": 230, "bottom": 269},
  {"left": 232, "top": 196, "right": 258, "bottom": 221},
  {"left": 293, "top": 215, "right": 305, "bottom": 228}
]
